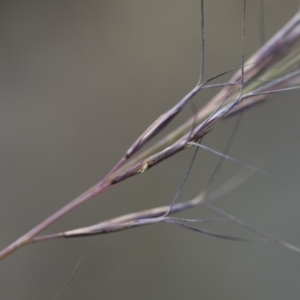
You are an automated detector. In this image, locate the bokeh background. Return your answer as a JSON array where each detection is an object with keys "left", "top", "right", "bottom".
[{"left": 1, "top": 1, "right": 300, "bottom": 299}]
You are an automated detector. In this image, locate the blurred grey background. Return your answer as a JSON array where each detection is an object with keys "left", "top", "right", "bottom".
[{"left": 0, "top": 1, "right": 300, "bottom": 299}]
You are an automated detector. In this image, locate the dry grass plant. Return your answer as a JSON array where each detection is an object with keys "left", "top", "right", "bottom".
[{"left": 1, "top": 0, "right": 300, "bottom": 262}]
